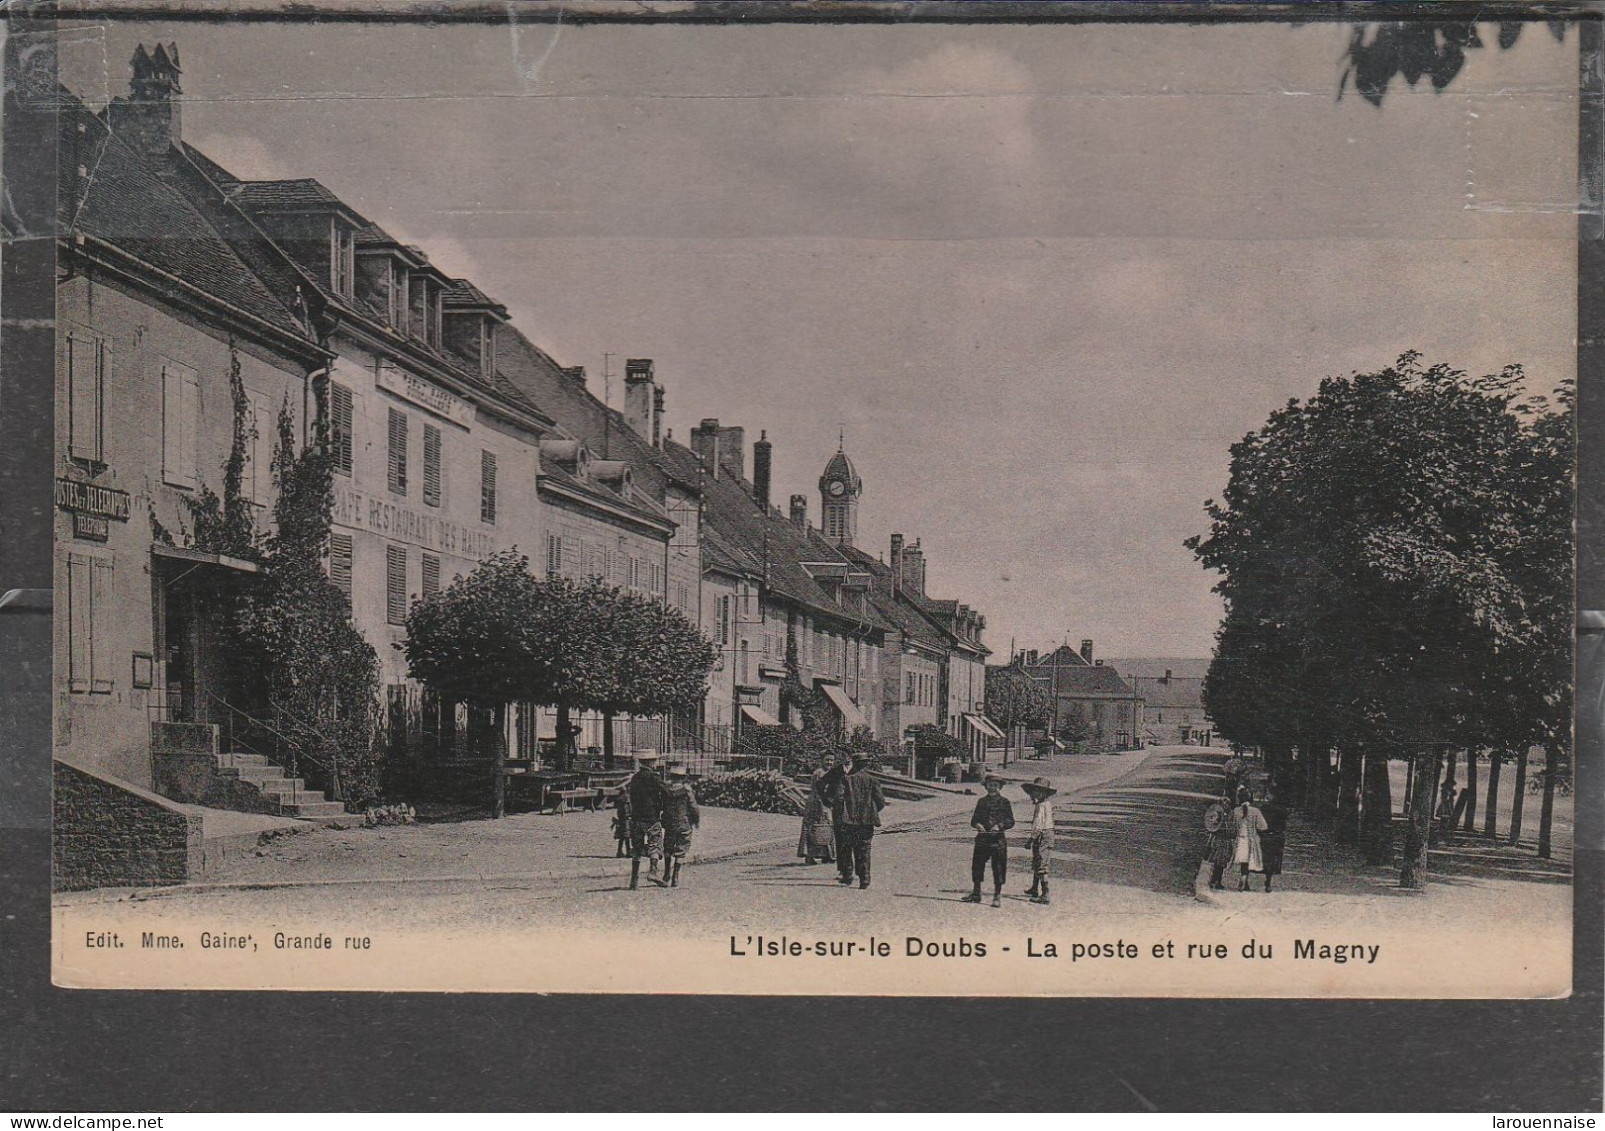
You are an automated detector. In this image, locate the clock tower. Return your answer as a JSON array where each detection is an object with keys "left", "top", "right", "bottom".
[{"left": 818, "top": 439, "right": 862, "bottom": 547}]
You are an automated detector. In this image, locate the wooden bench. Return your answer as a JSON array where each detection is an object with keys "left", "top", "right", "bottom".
[{"left": 549, "top": 786, "right": 602, "bottom": 814}]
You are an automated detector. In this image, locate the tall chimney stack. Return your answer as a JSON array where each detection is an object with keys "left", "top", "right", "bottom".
[
  {"left": 901, "top": 538, "right": 926, "bottom": 596},
  {"left": 652, "top": 386, "right": 665, "bottom": 447},
  {"left": 690, "top": 419, "right": 721, "bottom": 479},
  {"left": 890, "top": 533, "right": 904, "bottom": 595},
  {"left": 111, "top": 44, "right": 184, "bottom": 157},
  {"left": 1080, "top": 639, "right": 1094, "bottom": 664},
  {"left": 752, "top": 431, "right": 773, "bottom": 512},
  {"left": 716, "top": 425, "right": 745, "bottom": 481},
  {"left": 789, "top": 495, "right": 808, "bottom": 529},
  {"left": 622, "top": 358, "right": 656, "bottom": 443}
]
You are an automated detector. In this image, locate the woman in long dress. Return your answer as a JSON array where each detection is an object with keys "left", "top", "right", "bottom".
[
  {"left": 1202, "top": 793, "right": 1235, "bottom": 890},
  {"left": 1233, "top": 788, "right": 1269, "bottom": 892},
  {"left": 797, "top": 767, "right": 836, "bottom": 865}
]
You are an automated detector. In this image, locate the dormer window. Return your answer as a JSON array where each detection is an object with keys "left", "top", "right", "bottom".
[{"left": 331, "top": 219, "right": 355, "bottom": 299}]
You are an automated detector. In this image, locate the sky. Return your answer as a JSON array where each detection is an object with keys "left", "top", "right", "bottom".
[{"left": 59, "top": 17, "right": 1581, "bottom": 658}]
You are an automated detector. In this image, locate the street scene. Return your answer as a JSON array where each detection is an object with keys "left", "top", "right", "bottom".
[{"left": 41, "top": 18, "right": 1577, "bottom": 996}]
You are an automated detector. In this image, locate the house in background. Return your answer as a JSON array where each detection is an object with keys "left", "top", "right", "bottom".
[
  {"left": 1020, "top": 641, "right": 1142, "bottom": 752},
  {"left": 1108, "top": 658, "right": 1214, "bottom": 746}
]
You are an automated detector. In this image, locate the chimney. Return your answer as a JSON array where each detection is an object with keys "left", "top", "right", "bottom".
[
  {"left": 753, "top": 431, "right": 773, "bottom": 512},
  {"left": 789, "top": 495, "right": 808, "bottom": 529},
  {"left": 902, "top": 538, "right": 926, "bottom": 596},
  {"left": 1164, "top": 669, "right": 1172, "bottom": 683},
  {"left": 652, "top": 386, "right": 665, "bottom": 447},
  {"left": 562, "top": 365, "right": 586, "bottom": 387},
  {"left": 1023, "top": 649, "right": 1039, "bottom": 666},
  {"left": 717, "top": 425, "right": 745, "bottom": 481},
  {"left": 1080, "top": 639, "right": 1094, "bottom": 664},
  {"left": 111, "top": 43, "right": 184, "bottom": 157},
  {"left": 691, "top": 419, "right": 721, "bottom": 478},
  {"left": 890, "top": 534, "right": 904, "bottom": 594},
  {"left": 622, "top": 358, "right": 656, "bottom": 443}
]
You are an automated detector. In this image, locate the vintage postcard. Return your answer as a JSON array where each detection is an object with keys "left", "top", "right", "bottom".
[{"left": 37, "top": 6, "right": 1579, "bottom": 996}]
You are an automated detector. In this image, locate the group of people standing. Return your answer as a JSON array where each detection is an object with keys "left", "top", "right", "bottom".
[
  {"left": 1203, "top": 771, "right": 1288, "bottom": 892},
  {"left": 962, "top": 774, "right": 1058, "bottom": 907},
  {"left": 613, "top": 751, "right": 700, "bottom": 889},
  {"left": 796, "top": 751, "right": 887, "bottom": 888}
]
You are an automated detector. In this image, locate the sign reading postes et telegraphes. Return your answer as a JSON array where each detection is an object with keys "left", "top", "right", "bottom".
[
  {"left": 331, "top": 483, "right": 495, "bottom": 560},
  {"left": 376, "top": 362, "right": 475, "bottom": 429},
  {"left": 55, "top": 478, "right": 132, "bottom": 521}
]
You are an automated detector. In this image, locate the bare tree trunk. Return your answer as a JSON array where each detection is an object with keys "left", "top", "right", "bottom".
[
  {"left": 1458, "top": 747, "right": 1478, "bottom": 833},
  {"left": 1400, "top": 748, "right": 1441, "bottom": 888},
  {"left": 1336, "top": 744, "right": 1362, "bottom": 845},
  {"left": 1508, "top": 746, "right": 1530, "bottom": 847},
  {"left": 1483, "top": 748, "right": 1503, "bottom": 839},
  {"left": 1538, "top": 743, "right": 1559, "bottom": 859},
  {"left": 1310, "top": 741, "right": 1333, "bottom": 825},
  {"left": 556, "top": 703, "right": 574, "bottom": 772},
  {"left": 602, "top": 709, "right": 616, "bottom": 770},
  {"left": 492, "top": 701, "right": 507, "bottom": 819},
  {"left": 1361, "top": 750, "right": 1395, "bottom": 865},
  {"left": 1403, "top": 756, "right": 1416, "bottom": 817}
]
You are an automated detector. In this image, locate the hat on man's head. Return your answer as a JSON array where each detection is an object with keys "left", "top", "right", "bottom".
[
  {"left": 668, "top": 763, "right": 688, "bottom": 777},
  {"left": 635, "top": 751, "right": 661, "bottom": 763},
  {"left": 849, "top": 750, "right": 874, "bottom": 764},
  {"left": 983, "top": 773, "right": 1004, "bottom": 787},
  {"left": 1022, "top": 776, "right": 1058, "bottom": 798}
]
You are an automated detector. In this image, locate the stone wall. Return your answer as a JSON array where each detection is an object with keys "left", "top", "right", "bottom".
[{"left": 53, "top": 759, "right": 201, "bottom": 891}]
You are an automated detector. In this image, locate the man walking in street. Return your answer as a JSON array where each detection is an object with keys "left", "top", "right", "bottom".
[
  {"left": 661, "top": 764, "right": 700, "bottom": 888},
  {"left": 625, "top": 752, "right": 669, "bottom": 890},
  {"left": 821, "top": 751, "right": 886, "bottom": 889}
]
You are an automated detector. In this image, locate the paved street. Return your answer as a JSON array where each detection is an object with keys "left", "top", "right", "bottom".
[{"left": 55, "top": 745, "right": 1572, "bottom": 995}]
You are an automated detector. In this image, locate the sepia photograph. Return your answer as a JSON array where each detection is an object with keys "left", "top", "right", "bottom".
[{"left": 37, "top": 7, "right": 1580, "bottom": 997}]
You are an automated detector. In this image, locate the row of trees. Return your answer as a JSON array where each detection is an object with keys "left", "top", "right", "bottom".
[
  {"left": 1189, "top": 353, "right": 1572, "bottom": 887},
  {"left": 404, "top": 551, "right": 716, "bottom": 811}
]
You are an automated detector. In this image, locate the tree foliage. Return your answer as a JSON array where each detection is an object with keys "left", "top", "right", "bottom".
[
  {"left": 1188, "top": 353, "right": 1572, "bottom": 882},
  {"left": 1338, "top": 19, "right": 1567, "bottom": 106},
  {"left": 985, "top": 662, "right": 1054, "bottom": 730},
  {"left": 404, "top": 552, "right": 716, "bottom": 721}
]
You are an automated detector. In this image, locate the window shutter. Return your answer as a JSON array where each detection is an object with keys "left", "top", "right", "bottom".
[
  {"left": 480, "top": 450, "right": 497, "bottom": 524},
  {"left": 546, "top": 533, "right": 560, "bottom": 578},
  {"left": 386, "top": 544, "right": 408, "bottom": 625},
  {"left": 162, "top": 365, "right": 186, "bottom": 486},
  {"left": 67, "top": 555, "right": 90, "bottom": 692},
  {"left": 421, "top": 552, "right": 441, "bottom": 598},
  {"left": 89, "top": 559, "right": 113, "bottom": 692},
  {"left": 387, "top": 407, "right": 408, "bottom": 495},
  {"left": 330, "top": 383, "right": 354, "bottom": 474},
  {"left": 329, "top": 532, "right": 353, "bottom": 599},
  {"left": 422, "top": 423, "right": 442, "bottom": 507}
]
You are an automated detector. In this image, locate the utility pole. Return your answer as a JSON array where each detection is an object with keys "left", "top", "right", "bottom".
[{"left": 602, "top": 352, "right": 614, "bottom": 457}]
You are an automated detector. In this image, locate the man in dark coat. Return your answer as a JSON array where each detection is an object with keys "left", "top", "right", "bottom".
[
  {"left": 820, "top": 751, "right": 886, "bottom": 889},
  {"left": 625, "top": 752, "right": 669, "bottom": 889},
  {"left": 964, "top": 774, "right": 1015, "bottom": 906}
]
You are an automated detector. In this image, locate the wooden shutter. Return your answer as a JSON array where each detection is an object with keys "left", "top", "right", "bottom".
[
  {"left": 422, "top": 423, "right": 442, "bottom": 507},
  {"left": 162, "top": 363, "right": 197, "bottom": 488},
  {"left": 421, "top": 552, "right": 441, "bottom": 597},
  {"left": 67, "top": 555, "right": 90, "bottom": 692},
  {"left": 330, "top": 383, "right": 354, "bottom": 474},
  {"left": 329, "top": 532, "right": 353, "bottom": 598},
  {"left": 386, "top": 544, "right": 407, "bottom": 625},
  {"left": 480, "top": 450, "right": 497, "bottom": 524},
  {"left": 546, "top": 533, "right": 560, "bottom": 578},
  {"left": 89, "top": 559, "right": 113, "bottom": 692},
  {"left": 68, "top": 333, "right": 104, "bottom": 463},
  {"left": 387, "top": 408, "right": 408, "bottom": 495}
]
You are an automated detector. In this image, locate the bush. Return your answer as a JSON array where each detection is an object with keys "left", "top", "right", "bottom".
[{"left": 695, "top": 770, "right": 804, "bottom": 815}]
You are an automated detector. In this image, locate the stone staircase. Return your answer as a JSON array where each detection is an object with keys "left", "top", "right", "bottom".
[
  {"left": 151, "top": 722, "right": 347, "bottom": 821},
  {"left": 214, "top": 752, "right": 347, "bottom": 819}
]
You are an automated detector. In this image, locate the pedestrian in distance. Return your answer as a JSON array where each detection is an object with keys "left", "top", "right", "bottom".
[
  {"left": 820, "top": 750, "right": 886, "bottom": 889},
  {"left": 797, "top": 757, "right": 837, "bottom": 866},
  {"left": 1259, "top": 789, "right": 1288, "bottom": 893},
  {"left": 1434, "top": 776, "right": 1458, "bottom": 847},
  {"left": 1021, "top": 776, "right": 1057, "bottom": 904},
  {"left": 1202, "top": 791, "right": 1235, "bottom": 890},
  {"left": 625, "top": 752, "right": 669, "bottom": 890},
  {"left": 661, "top": 764, "right": 700, "bottom": 888},
  {"left": 611, "top": 777, "right": 633, "bottom": 858},
  {"left": 963, "top": 774, "right": 1015, "bottom": 907},
  {"left": 1233, "top": 787, "right": 1268, "bottom": 891},
  {"left": 1222, "top": 752, "right": 1246, "bottom": 803}
]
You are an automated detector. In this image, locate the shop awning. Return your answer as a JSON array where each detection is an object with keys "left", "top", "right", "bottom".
[
  {"left": 963, "top": 713, "right": 1006, "bottom": 741},
  {"left": 818, "top": 683, "right": 869, "bottom": 731},
  {"left": 740, "top": 704, "right": 782, "bottom": 728}
]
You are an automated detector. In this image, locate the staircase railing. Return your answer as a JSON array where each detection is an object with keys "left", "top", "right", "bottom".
[{"left": 204, "top": 691, "right": 346, "bottom": 801}]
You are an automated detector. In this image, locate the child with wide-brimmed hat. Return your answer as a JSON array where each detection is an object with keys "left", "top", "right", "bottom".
[{"left": 1021, "top": 777, "right": 1058, "bottom": 904}]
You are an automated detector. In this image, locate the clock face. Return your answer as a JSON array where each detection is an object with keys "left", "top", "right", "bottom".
[{"left": 828, "top": 480, "right": 846, "bottom": 497}]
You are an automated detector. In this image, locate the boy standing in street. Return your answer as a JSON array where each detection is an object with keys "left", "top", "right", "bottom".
[
  {"left": 1021, "top": 776, "right": 1057, "bottom": 904},
  {"left": 963, "top": 774, "right": 1015, "bottom": 907}
]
